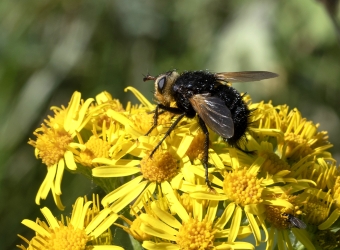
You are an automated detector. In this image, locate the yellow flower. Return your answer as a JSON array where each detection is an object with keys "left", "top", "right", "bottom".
[
  {"left": 26, "top": 87, "right": 339, "bottom": 249},
  {"left": 139, "top": 198, "right": 254, "bottom": 249},
  {"left": 28, "top": 91, "right": 93, "bottom": 209},
  {"left": 91, "top": 87, "right": 223, "bottom": 213},
  {"left": 17, "top": 195, "right": 122, "bottom": 250},
  {"left": 87, "top": 91, "right": 125, "bottom": 131}
]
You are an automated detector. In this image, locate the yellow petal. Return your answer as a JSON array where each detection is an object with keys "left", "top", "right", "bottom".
[
  {"left": 64, "top": 91, "right": 81, "bottom": 132},
  {"left": 86, "top": 208, "right": 111, "bottom": 234},
  {"left": 75, "top": 97, "right": 94, "bottom": 132},
  {"left": 124, "top": 86, "right": 154, "bottom": 110},
  {"left": 78, "top": 200, "right": 93, "bottom": 229},
  {"left": 109, "top": 181, "right": 148, "bottom": 212},
  {"left": 245, "top": 212, "right": 261, "bottom": 246},
  {"left": 40, "top": 207, "right": 59, "bottom": 228},
  {"left": 214, "top": 202, "right": 235, "bottom": 230},
  {"left": 64, "top": 150, "right": 77, "bottom": 170},
  {"left": 101, "top": 176, "right": 144, "bottom": 206},
  {"left": 132, "top": 182, "right": 156, "bottom": 212},
  {"left": 54, "top": 158, "right": 65, "bottom": 195},
  {"left": 208, "top": 150, "right": 225, "bottom": 169},
  {"left": 161, "top": 181, "right": 189, "bottom": 222},
  {"left": 142, "top": 241, "right": 179, "bottom": 250},
  {"left": 107, "top": 109, "right": 133, "bottom": 127},
  {"left": 216, "top": 242, "right": 254, "bottom": 250},
  {"left": 292, "top": 228, "right": 316, "bottom": 250},
  {"left": 266, "top": 227, "right": 275, "bottom": 250},
  {"left": 151, "top": 202, "right": 182, "bottom": 229},
  {"left": 176, "top": 135, "right": 194, "bottom": 158},
  {"left": 140, "top": 214, "right": 178, "bottom": 241},
  {"left": 92, "top": 246, "right": 124, "bottom": 250},
  {"left": 277, "top": 230, "right": 285, "bottom": 250},
  {"left": 21, "top": 219, "right": 50, "bottom": 237},
  {"left": 244, "top": 204, "right": 266, "bottom": 216},
  {"left": 92, "top": 166, "right": 140, "bottom": 177},
  {"left": 41, "top": 164, "right": 57, "bottom": 199},
  {"left": 228, "top": 205, "right": 242, "bottom": 242},
  {"left": 51, "top": 185, "right": 65, "bottom": 210},
  {"left": 206, "top": 200, "right": 218, "bottom": 223},
  {"left": 190, "top": 191, "right": 228, "bottom": 200},
  {"left": 318, "top": 208, "right": 340, "bottom": 230},
  {"left": 90, "top": 213, "right": 119, "bottom": 238},
  {"left": 263, "top": 199, "right": 293, "bottom": 209},
  {"left": 70, "top": 197, "right": 84, "bottom": 227}
]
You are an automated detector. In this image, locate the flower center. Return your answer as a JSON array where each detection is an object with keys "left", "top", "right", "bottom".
[
  {"left": 316, "top": 230, "right": 340, "bottom": 249},
  {"left": 79, "top": 136, "right": 111, "bottom": 167},
  {"left": 260, "top": 152, "right": 290, "bottom": 175},
  {"left": 176, "top": 217, "right": 215, "bottom": 250},
  {"left": 284, "top": 133, "right": 313, "bottom": 160},
  {"left": 303, "top": 199, "right": 329, "bottom": 225},
  {"left": 46, "top": 224, "right": 88, "bottom": 250},
  {"left": 30, "top": 127, "right": 73, "bottom": 166},
  {"left": 223, "top": 167, "right": 263, "bottom": 206},
  {"left": 140, "top": 150, "right": 178, "bottom": 183},
  {"left": 265, "top": 206, "right": 291, "bottom": 230}
]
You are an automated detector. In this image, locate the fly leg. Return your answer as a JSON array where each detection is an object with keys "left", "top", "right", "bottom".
[
  {"left": 145, "top": 104, "right": 160, "bottom": 136},
  {"left": 198, "top": 116, "right": 214, "bottom": 191},
  {"left": 147, "top": 104, "right": 185, "bottom": 157}
]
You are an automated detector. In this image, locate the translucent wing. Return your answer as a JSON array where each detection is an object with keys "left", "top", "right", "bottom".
[
  {"left": 215, "top": 71, "right": 278, "bottom": 83},
  {"left": 287, "top": 214, "right": 307, "bottom": 229},
  {"left": 189, "top": 94, "right": 234, "bottom": 138}
]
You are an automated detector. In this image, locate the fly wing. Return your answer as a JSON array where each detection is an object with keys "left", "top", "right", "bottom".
[
  {"left": 215, "top": 71, "right": 278, "bottom": 83},
  {"left": 190, "top": 94, "right": 234, "bottom": 138},
  {"left": 290, "top": 217, "right": 307, "bottom": 229}
]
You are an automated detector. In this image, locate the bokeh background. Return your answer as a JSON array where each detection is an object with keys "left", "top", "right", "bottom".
[{"left": 1, "top": 0, "right": 339, "bottom": 249}]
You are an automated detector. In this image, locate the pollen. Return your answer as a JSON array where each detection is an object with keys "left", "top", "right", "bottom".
[
  {"left": 259, "top": 151, "right": 290, "bottom": 175},
  {"left": 78, "top": 136, "right": 111, "bottom": 167},
  {"left": 46, "top": 224, "right": 88, "bottom": 250},
  {"left": 186, "top": 131, "right": 206, "bottom": 161},
  {"left": 176, "top": 217, "right": 215, "bottom": 250},
  {"left": 29, "top": 126, "right": 73, "bottom": 166},
  {"left": 265, "top": 206, "right": 291, "bottom": 230},
  {"left": 223, "top": 167, "right": 264, "bottom": 206},
  {"left": 140, "top": 150, "right": 178, "bottom": 183}
]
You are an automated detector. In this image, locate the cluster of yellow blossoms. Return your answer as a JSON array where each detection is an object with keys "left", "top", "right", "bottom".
[{"left": 18, "top": 87, "right": 340, "bottom": 250}]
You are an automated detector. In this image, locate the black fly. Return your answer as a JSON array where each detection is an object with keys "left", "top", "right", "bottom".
[
  {"left": 283, "top": 213, "right": 307, "bottom": 229},
  {"left": 143, "top": 70, "right": 278, "bottom": 189}
]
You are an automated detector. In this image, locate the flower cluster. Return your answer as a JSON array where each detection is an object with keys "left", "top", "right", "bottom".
[{"left": 20, "top": 86, "right": 340, "bottom": 249}]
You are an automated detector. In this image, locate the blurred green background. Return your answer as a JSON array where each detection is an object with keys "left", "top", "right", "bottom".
[{"left": 0, "top": 0, "right": 339, "bottom": 249}]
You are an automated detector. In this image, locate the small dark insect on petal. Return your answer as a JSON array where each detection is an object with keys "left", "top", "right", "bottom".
[{"left": 284, "top": 213, "right": 307, "bottom": 229}]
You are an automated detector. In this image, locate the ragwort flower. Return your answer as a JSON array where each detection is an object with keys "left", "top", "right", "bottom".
[
  {"left": 91, "top": 87, "right": 223, "bottom": 213},
  {"left": 139, "top": 198, "right": 254, "bottom": 249},
  {"left": 17, "top": 195, "right": 122, "bottom": 250},
  {"left": 28, "top": 92, "right": 94, "bottom": 209}
]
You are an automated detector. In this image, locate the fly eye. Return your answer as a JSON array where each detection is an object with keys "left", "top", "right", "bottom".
[{"left": 157, "top": 76, "right": 167, "bottom": 93}]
